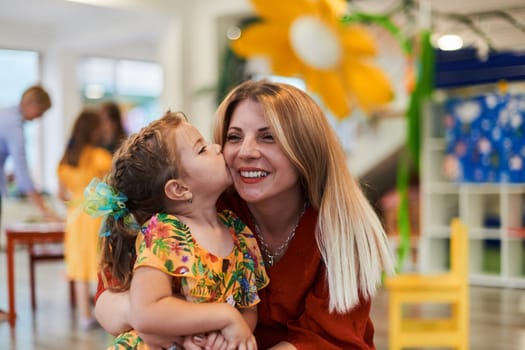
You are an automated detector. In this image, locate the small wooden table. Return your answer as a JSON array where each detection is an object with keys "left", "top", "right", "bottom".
[{"left": 4, "top": 222, "right": 65, "bottom": 328}]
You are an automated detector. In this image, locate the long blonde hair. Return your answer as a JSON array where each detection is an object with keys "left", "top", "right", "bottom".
[{"left": 214, "top": 80, "right": 395, "bottom": 313}]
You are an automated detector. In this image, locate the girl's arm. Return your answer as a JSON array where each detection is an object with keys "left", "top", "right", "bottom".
[{"left": 130, "top": 266, "right": 253, "bottom": 345}]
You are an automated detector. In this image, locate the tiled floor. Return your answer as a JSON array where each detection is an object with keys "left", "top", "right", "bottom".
[
  {"left": 1, "top": 247, "right": 525, "bottom": 350},
  {"left": 0, "top": 248, "right": 110, "bottom": 350}
]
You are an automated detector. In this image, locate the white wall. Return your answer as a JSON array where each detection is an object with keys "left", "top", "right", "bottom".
[
  {"left": 0, "top": 21, "right": 54, "bottom": 51},
  {"left": 166, "top": 0, "right": 252, "bottom": 138}
]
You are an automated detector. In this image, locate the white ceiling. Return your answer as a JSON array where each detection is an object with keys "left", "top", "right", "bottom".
[
  {"left": 352, "top": 0, "right": 525, "bottom": 51},
  {"left": 0, "top": 0, "right": 178, "bottom": 27},
  {"left": 0, "top": 0, "right": 524, "bottom": 55},
  {"left": 0, "top": 0, "right": 171, "bottom": 59}
]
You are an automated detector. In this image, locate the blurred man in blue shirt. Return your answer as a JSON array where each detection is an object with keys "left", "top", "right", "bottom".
[
  {"left": 0, "top": 85, "right": 60, "bottom": 321},
  {"left": 0, "top": 85, "right": 59, "bottom": 220}
]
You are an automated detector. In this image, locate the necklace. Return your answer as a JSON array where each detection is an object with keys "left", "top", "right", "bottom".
[{"left": 251, "top": 202, "right": 307, "bottom": 267}]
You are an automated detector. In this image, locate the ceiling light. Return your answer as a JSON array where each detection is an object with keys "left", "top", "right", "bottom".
[
  {"left": 437, "top": 34, "right": 463, "bottom": 51},
  {"left": 84, "top": 84, "right": 105, "bottom": 99},
  {"left": 226, "top": 26, "right": 241, "bottom": 40}
]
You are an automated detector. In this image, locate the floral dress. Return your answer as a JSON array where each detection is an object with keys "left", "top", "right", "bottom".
[{"left": 110, "top": 210, "right": 269, "bottom": 350}]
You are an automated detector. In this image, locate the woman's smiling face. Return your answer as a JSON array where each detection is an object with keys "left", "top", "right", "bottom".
[{"left": 222, "top": 99, "right": 301, "bottom": 204}]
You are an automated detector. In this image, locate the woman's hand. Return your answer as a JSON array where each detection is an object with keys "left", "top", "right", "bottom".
[
  {"left": 190, "top": 332, "right": 227, "bottom": 350},
  {"left": 191, "top": 331, "right": 256, "bottom": 350},
  {"left": 190, "top": 309, "right": 256, "bottom": 350},
  {"left": 137, "top": 332, "right": 183, "bottom": 350},
  {"left": 182, "top": 334, "right": 205, "bottom": 350},
  {"left": 202, "top": 332, "right": 227, "bottom": 350}
]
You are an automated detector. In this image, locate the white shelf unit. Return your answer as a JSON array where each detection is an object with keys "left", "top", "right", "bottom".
[{"left": 419, "top": 101, "right": 525, "bottom": 288}]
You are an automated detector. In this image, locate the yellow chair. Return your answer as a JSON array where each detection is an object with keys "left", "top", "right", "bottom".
[{"left": 385, "top": 218, "right": 469, "bottom": 350}]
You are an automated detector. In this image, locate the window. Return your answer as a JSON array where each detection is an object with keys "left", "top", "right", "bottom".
[
  {"left": 78, "top": 57, "right": 163, "bottom": 134},
  {"left": 0, "top": 49, "right": 41, "bottom": 195}
]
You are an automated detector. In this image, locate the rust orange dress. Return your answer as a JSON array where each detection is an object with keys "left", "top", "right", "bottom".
[{"left": 218, "top": 192, "right": 375, "bottom": 350}]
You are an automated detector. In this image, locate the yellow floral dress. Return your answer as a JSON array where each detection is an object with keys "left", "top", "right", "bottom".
[{"left": 110, "top": 210, "right": 269, "bottom": 350}]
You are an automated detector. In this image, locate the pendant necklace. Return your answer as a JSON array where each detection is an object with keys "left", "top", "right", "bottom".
[{"left": 252, "top": 202, "right": 307, "bottom": 267}]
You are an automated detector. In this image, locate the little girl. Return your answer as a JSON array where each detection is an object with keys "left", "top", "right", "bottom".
[{"left": 85, "top": 112, "right": 268, "bottom": 349}]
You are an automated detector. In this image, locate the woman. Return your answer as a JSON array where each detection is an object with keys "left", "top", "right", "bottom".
[{"left": 95, "top": 80, "right": 395, "bottom": 349}]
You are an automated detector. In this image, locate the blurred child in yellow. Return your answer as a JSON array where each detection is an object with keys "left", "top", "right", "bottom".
[{"left": 57, "top": 109, "right": 112, "bottom": 330}]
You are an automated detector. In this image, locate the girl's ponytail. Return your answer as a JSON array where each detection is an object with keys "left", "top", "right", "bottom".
[{"left": 83, "top": 178, "right": 140, "bottom": 292}]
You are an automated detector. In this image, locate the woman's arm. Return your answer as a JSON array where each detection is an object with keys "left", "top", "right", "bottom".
[
  {"left": 95, "top": 278, "right": 184, "bottom": 349},
  {"left": 94, "top": 270, "right": 132, "bottom": 335},
  {"left": 94, "top": 289, "right": 131, "bottom": 336}
]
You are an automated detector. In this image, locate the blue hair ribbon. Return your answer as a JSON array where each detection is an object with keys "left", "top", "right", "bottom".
[
  {"left": 83, "top": 178, "right": 140, "bottom": 236},
  {"left": 84, "top": 178, "right": 129, "bottom": 219}
]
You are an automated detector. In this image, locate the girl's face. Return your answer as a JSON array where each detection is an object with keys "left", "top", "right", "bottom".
[
  {"left": 176, "top": 122, "right": 232, "bottom": 197},
  {"left": 222, "top": 99, "right": 301, "bottom": 205}
]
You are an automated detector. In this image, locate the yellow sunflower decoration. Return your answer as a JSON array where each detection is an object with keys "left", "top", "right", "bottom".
[{"left": 231, "top": 0, "right": 394, "bottom": 119}]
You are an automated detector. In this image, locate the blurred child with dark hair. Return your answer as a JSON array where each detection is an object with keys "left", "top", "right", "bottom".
[{"left": 57, "top": 109, "right": 113, "bottom": 330}]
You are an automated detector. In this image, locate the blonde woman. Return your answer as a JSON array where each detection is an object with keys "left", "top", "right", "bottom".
[{"left": 212, "top": 80, "right": 395, "bottom": 349}]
